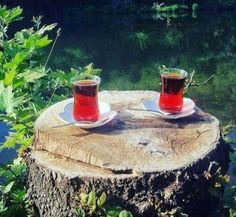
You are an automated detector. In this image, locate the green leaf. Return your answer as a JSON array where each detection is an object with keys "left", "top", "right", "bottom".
[
  {"left": 0, "top": 81, "right": 14, "bottom": 114},
  {"left": 1, "top": 133, "right": 18, "bottom": 150},
  {"left": 230, "top": 208, "right": 236, "bottom": 217},
  {"left": 19, "top": 68, "right": 46, "bottom": 83},
  {"left": 12, "top": 189, "right": 26, "bottom": 202},
  {"left": 0, "top": 51, "right": 3, "bottom": 61},
  {"left": 2, "top": 40, "right": 20, "bottom": 59},
  {"left": 73, "top": 63, "right": 102, "bottom": 77},
  {"left": 14, "top": 52, "right": 28, "bottom": 65},
  {"left": 23, "top": 34, "right": 51, "bottom": 49},
  {"left": 97, "top": 192, "right": 107, "bottom": 208},
  {"left": 12, "top": 78, "right": 26, "bottom": 89},
  {"left": 0, "top": 6, "right": 23, "bottom": 25},
  {"left": 119, "top": 210, "right": 133, "bottom": 217},
  {"left": 0, "top": 158, "right": 26, "bottom": 184},
  {"left": 32, "top": 15, "right": 42, "bottom": 29},
  {"left": 3, "top": 51, "right": 29, "bottom": 85},
  {"left": 20, "top": 136, "right": 33, "bottom": 148},
  {"left": 4, "top": 52, "right": 28, "bottom": 70},
  {"left": 4, "top": 181, "right": 15, "bottom": 194},
  {"left": 75, "top": 208, "right": 86, "bottom": 217},
  {"left": 35, "top": 35, "right": 52, "bottom": 48},
  {"left": 3, "top": 68, "right": 17, "bottom": 86},
  {"left": 87, "top": 190, "right": 97, "bottom": 214},
  {"left": 32, "top": 96, "right": 47, "bottom": 110},
  {"left": 87, "top": 190, "right": 96, "bottom": 206},
  {"left": 16, "top": 108, "right": 35, "bottom": 121},
  {"left": 37, "top": 23, "right": 57, "bottom": 35},
  {"left": 83, "top": 63, "right": 102, "bottom": 76},
  {"left": 0, "top": 114, "right": 16, "bottom": 122},
  {"left": 11, "top": 158, "right": 26, "bottom": 177},
  {"left": 54, "top": 69, "right": 77, "bottom": 86},
  {"left": 106, "top": 207, "right": 123, "bottom": 217},
  {"left": 80, "top": 193, "right": 88, "bottom": 204},
  {"left": 22, "top": 34, "right": 37, "bottom": 49},
  {"left": 1, "top": 122, "right": 33, "bottom": 151},
  {"left": 0, "top": 200, "right": 7, "bottom": 212},
  {"left": 15, "top": 31, "right": 27, "bottom": 44}
]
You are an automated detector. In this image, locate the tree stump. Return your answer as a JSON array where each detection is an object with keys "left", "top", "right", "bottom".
[{"left": 27, "top": 91, "right": 230, "bottom": 217}]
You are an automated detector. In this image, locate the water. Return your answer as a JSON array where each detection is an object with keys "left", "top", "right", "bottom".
[
  {"left": 0, "top": 123, "right": 17, "bottom": 164},
  {"left": 1, "top": 3, "right": 236, "bottom": 164}
]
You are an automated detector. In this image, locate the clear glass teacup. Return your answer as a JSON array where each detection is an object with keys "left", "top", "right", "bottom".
[
  {"left": 71, "top": 74, "right": 100, "bottom": 121},
  {"left": 158, "top": 68, "right": 188, "bottom": 113}
]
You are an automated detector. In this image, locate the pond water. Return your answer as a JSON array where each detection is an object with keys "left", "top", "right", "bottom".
[
  {"left": 0, "top": 123, "right": 17, "bottom": 164},
  {"left": 1, "top": 4, "right": 236, "bottom": 162}
]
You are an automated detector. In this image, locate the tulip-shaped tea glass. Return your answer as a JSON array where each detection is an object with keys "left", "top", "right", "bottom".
[
  {"left": 158, "top": 68, "right": 188, "bottom": 113},
  {"left": 71, "top": 75, "right": 100, "bottom": 121}
]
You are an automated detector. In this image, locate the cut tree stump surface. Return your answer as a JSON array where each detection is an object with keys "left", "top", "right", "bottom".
[{"left": 34, "top": 90, "right": 220, "bottom": 173}]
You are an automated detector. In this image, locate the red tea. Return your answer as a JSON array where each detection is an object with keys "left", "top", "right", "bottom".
[
  {"left": 73, "top": 79, "right": 100, "bottom": 121},
  {"left": 159, "top": 73, "right": 186, "bottom": 112}
]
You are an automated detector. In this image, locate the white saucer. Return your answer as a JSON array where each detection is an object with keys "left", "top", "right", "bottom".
[
  {"left": 58, "top": 101, "right": 117, "bottom": 129},
  {"left": 143, "top": 95, "right": 195, "bottom": 119}
]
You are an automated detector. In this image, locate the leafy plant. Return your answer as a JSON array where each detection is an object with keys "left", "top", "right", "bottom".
[
  {"left": 75, "top": 190, "right": 133, "bottom": 217},
  {"left": 222, "top": 145, "right": 236, "bottom": 217},
  {"left": 0, "top": 4, "right": 101, "bottom": 216},
  {"left": 206, "top": 127, "right": 236, "bottom": 217},
  {"left": 0, "top": 158, "right": 35, "bottom": 217},
  {"left": 132, "top": 31, "right": 150, "bottom": 50},
  {"left": 73, "top": 63, "right": 102, "bottom": 77},
  {"left": 0, "top": 4, "right": 101, "bottom": 152},
  {"left": 0, "top": 4, "right": 57, "bottom": 152}
]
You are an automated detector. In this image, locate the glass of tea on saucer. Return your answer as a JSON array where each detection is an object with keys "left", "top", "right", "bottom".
[
  {"left": 71, "top": 74, "right": 100, "bottom": 122},
  {"left": 158, "top": 68, "right": 188, "bottom": 113}
]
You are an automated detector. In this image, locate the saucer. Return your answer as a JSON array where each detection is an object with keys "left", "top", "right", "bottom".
[
  {"left": 143, "top": 95, "right": 195, "bottom": 119},
  {"left": 58, "top": 101, "right": 117, "bottom": 128}
]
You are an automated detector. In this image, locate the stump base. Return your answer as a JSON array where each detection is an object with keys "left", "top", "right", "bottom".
[{"left": 27, "top": 139, "right": 229, "bottom": 217}]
